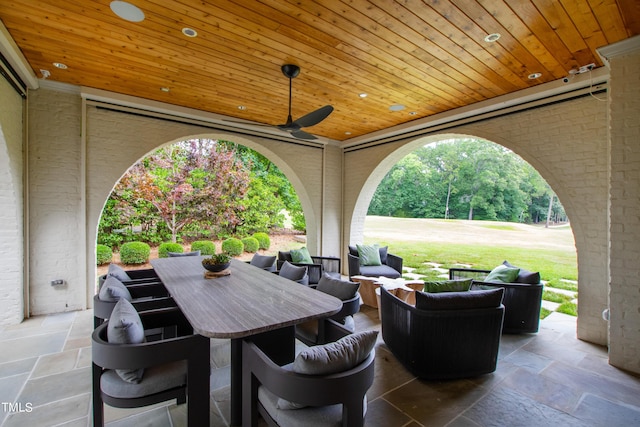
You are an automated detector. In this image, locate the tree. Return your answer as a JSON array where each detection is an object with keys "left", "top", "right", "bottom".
[{"left": 114, "top": 139, "right": 250, "bottom": 242}]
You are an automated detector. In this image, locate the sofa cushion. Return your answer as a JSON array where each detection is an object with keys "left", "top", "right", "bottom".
[
  {"left": 107, "top": 299, "right": 146, "bottom": 383},
  {"left": 292, "top": 330, "right": 378, "bottom": 375},
  {"left": 423, "top": 279, "right": 472, "bottom": 293},
  {"left": 107, "top": 263, "right": 131, "bottom": 282},
  {"left": 316, "top": 273, "right": 360, "bottom": 301},
  {"left": 359, "top": 264, "right": 401, "bottom": 279},
  {"left": 356, "top": 244, "right": 381, "bottom": 266},
  {"left": 415, "top": 288, "right": 504, "bottom": 311},
  {"left": 290, "top": 247, "right": 314, "bottom": 264},
  {"left": 98, "top": 276, "right": 132, "bottom": 302},
  {"left": 502, "top": 261, "right": 541, "bottom": 284},
  {"left": 484, "top": 264, "right": 520, "bottom": 283},
  {"left": 101, "top": 360, "right": 186, "bottom": 399}
]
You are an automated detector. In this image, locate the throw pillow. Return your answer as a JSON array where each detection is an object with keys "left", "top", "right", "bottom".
[
  {"left": 107, "top": 299, "right": 145, "bottom": 383},
  {"left": 292, "top": 330, "right": 378, "bottom": 375},
  {"left": 423, "top": 278, "right": 472, "bottom": 293},
  {"left": 98, "top": 276, "right": 132, "bottom": 302},
  {"left": 316, "top": 273, "right": 360, "bottom": 300},
  {"left": 484, "top": 264, "right": 520, "bottom": 283},
  {"left": 357, "top": 244, "right": 382, "bottom": 266},
  {"left": 415, "top": 288, "right": 505, "bottom": 311},
  {"left": 279, "top": 261, "right": 307, "bottom": 282},
  {"left": 107, "top": 263, "right": 131, "bottom": 282},
  {"left": 502, "top": 261, "right": 541, "bottom": 284},
  {"left": 290, "top": 247, "right": 314, "bottom": 264}
]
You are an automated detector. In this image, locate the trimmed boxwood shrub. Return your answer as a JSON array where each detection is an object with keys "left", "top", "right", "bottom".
[
  {"left": 191, "top": 240, "right": 216, "bottom": 255},
  {"left": 252, "top": 232, "right": 271, "bottom": 250},
  {"left": 120, "top": 241, "right": 151, "bottom": 265},
  {"left": 96, "top": 244, "right": 112, "bottom": 265},
  {"left": 242, "top": 237, "right": 259, "bottom": 253},
  {"left": 158, "top": 242, "right": 183, "bottom": 258},
  {"left": 221, "top": 238, "right": 244, "bottom": 256}
]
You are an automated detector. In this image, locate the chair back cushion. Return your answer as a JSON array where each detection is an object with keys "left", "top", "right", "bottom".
[
  {"left": 107, "top": 299, "right": 146, "bottom": 383},
  {"left": 316, "top": 273, "right": 360, "bottom": 301},
  {"left": 415, "top": 288, "right": 504, "bottom": 311},
  {"left": 107, "top": 263, "right": 131, "bottom": 282},
  {"left": 290, "top": 247, "right": 314, "bottom": 264},
  {"left": 250, "top": 253, "right": 277, "bottom": 270},
  {"left": 423, "top": 278, "right": 472, "bottom": 293},
  {"left": 292, "top": 330, "right": 378, "bottom": 375},
  {"left": 279, "top": 261, "right": 308, "bottom": 282},
  {"left": 98, "top": 276, "right": 132, "bottom": 302}
]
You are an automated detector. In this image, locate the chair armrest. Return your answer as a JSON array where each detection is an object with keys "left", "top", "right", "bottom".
[
  {"left": 449, "top": 268, "right": 491, "bottom": 280},
  {"left": 311, "top": 256, "right": 341, "bottom": 274},
  {"left": 330, "top": 293, "right": 361, "bottom": 320},
  {"left": 386, "top": 253, "right": 403, "bottom": 274},
  {"left": 347, "top": 253, "right": 361, "bottom": 277}
]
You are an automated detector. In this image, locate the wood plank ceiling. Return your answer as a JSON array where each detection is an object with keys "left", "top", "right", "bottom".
[{"left": 0, "top": 0, "right": 638, "bottom": 142}]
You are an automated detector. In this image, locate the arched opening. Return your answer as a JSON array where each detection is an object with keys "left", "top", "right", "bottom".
[{"left": 349, "top": 134, "right": 578, "bottom": 323}]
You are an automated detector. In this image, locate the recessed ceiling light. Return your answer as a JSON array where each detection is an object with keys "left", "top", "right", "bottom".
[
  {"left": 528, "top": 72, "right": 542, "bottom": 80},
  {"left": 160, "top": 87, "right": 170, "bottom": 92},
  {"left": 237, "top": 105, "right": 247, "bottom": 110},
  {"left": 182, "top": 28, "right": 198, "bottom": 37},
  {"left": 345, "top": 131, "right": 352, "bottom": 135},
  {"left": 484, "top": 33, "right": 501, "bottom": 43},
  {"left": 358, "top": 93, "right": 367, "bottom": 98},
  {"left": 110, "top": 1, "right": 145, "bottom": 22},
  {"left": 389, "top": 104, "right": 405, "bottom": 112},
  {"left": 53, "top": 62, "right": 68, "bottom": 69},
  {"left": 409, "top": 111, "right": 417, "bottom": 116}
]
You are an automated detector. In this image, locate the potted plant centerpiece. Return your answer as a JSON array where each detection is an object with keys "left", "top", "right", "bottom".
[{"left": 202, "top": 252, "right": 231, "bottom": 273}]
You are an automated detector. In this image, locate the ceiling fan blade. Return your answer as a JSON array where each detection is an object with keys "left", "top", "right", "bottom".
[
  {"left": 293, "top": 105, "right": 333, "bottom": 128},
  {"left": 289, "top": 130, "right": 318, "bottom": 140}
]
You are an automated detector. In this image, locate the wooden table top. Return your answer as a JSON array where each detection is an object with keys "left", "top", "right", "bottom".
[{"left": 151, "top": 257, "right": 342, "bottom": 339}]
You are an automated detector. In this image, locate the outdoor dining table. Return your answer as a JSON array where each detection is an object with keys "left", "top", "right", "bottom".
[{"left": 150, "top": 256, "right": 343, "bottom": 426}]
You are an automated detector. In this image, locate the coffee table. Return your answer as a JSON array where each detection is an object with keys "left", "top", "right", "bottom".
[{"left": 351, "top": 275, "right": 424, "bottom": 308}]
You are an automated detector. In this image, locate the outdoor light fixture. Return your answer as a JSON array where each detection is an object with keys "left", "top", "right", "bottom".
[
  {"left": 110, "top": 1, "right": 145, "bottom": 22},
  {"left": 53, "top": 62, "right": 68, "bottom": 69},
  {"left": 182, "top": 28, "right": 198, "bottom": 37},
  {"left": 528, "top": 72, "right": 542, "bottom": 79},
  {"left": 484, "top": 33, "right": 501, "bottom": 43}
]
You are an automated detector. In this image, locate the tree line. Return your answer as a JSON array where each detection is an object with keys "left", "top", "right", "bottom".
[
  {"left": 98, "top": 139, "right": 305, "bottom": 248},
  {"left": 368, "top": 138, "right": 566, "bottom": 224}
]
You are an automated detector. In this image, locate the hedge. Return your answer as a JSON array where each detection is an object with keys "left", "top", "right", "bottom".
[
  {"left": 120, "top": 241, "right": 151, "bottom": 264},
  {"left": 96, "top": 244, "right": 112, "bottom": 265},
  {"left": 221, "top": 238, "right": 244, "bottom": 256},
  {"left": 242, "top": 237, "right": 259, "bottom": 253},
  {"left": 191, "top": 240, "right": 216, "bottom": 255},
  {"left": 158, "top": 242, "right": 184, "bottom": 258},
  {"left": 252, "top": 232, "right": 271, "bottom": 250}
]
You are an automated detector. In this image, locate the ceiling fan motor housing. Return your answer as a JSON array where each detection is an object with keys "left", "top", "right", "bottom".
[{"left": 281, "top": 64, "right": 300, "bottom": 79}]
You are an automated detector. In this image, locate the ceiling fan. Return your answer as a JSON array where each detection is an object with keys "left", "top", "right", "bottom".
[{"left": 228, "top": 64, "right": 333, "bottom": 140}]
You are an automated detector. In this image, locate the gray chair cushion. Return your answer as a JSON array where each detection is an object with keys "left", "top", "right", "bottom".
[
  {"left": 415, "top": 288, "right": 504, "bottom": 311},
  {"left": 98, "top": 276, "right": 132, "bottom": 302},
  {"left": 101, "top": 360, "right": 187, "bottom": 398},
  {"left": 359, "top": 264, "right": 401, "bottom": 279},
  {"left": 259, "top": 386, "right": 347, "bottom": 426},
  {"left": 107, "top": 299, "right": 145, "bottom": 383},
  {"left": 316, "top": 273, "right": 360, "bottom": 300},
  {"left": 279, "top": 261, "right": 307, "bottom": 282},
  {"left": 292, "top": 330, "right": 378, "bottom": 375},
  {"left": 107, "top": 263, "right": 131, "bottom": 282},
  {"left": 250, "top": 254, "right": 277, "bottom": 271},
  {"left": 168, "top": 250, "right": 201, "bottom": 257}
]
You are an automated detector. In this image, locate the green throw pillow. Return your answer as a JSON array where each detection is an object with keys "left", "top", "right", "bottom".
[
  {"left": 290, "top": 247, "right": 313, "bottom": 264},
  {"left": 423, "top": 278, "right": 472, "bottom": 293},
  {"left": 357, "top": 244, "right": 381, "bottom": 266},
  {"left": 485, "top": 264, "right": 520, "bottom": 283}
]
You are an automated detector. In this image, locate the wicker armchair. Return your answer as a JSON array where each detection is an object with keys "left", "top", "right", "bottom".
[
  {"left": 380, "top": 287, "right": 504, "bottom": 380},
  {"left": 277, "top": 251, "right": 341, "bottom": 285},
  {"left": 347, "top": 245, "right": 403, "bottom": 279},
  {"left": 449, "top": 267, "right": 543, "bottom": 333}
]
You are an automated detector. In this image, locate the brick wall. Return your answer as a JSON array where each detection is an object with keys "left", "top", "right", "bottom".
[
  {"left": 608, "top": 50, "right": 640, "bottom": 372},
  {"left": 0, "top": 77, "right": 24, "bottom": 325},
  {"left": 27, "top": 89, "right": 84, "bottom": 315},
  {"left": 344, "top": 95, "right": 609, "bottom": 347}
]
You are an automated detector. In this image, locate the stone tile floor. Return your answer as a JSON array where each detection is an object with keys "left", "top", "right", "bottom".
[{"left": 1, "top": 306, "right": 639, "bottom": 426}]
